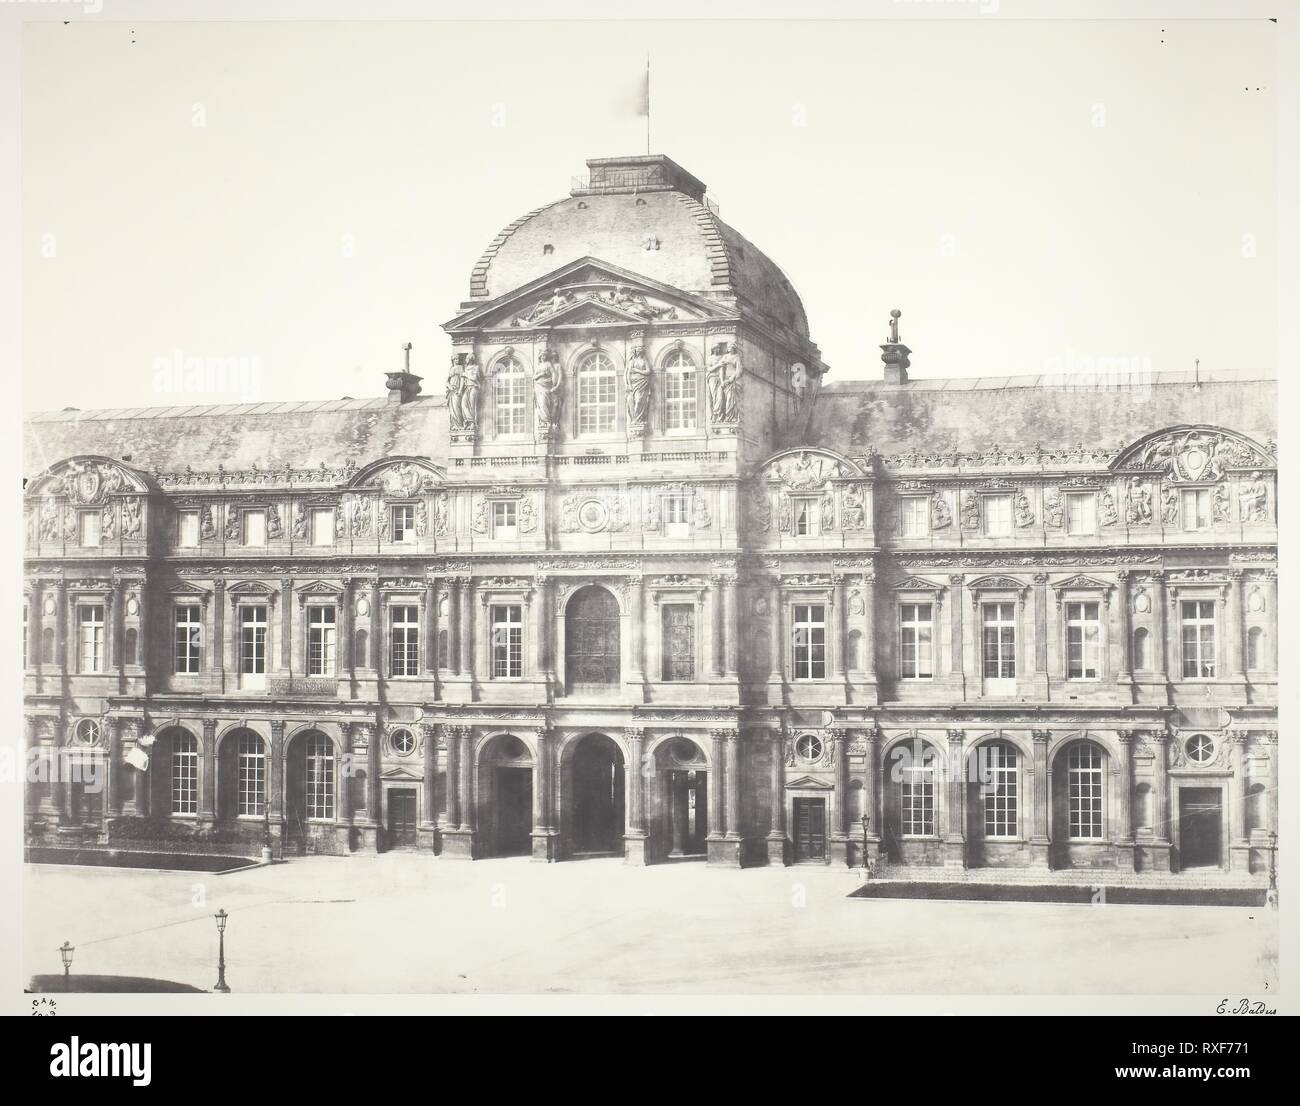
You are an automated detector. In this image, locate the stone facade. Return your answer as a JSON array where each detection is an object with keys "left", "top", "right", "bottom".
[{"left": 23, "top": 155, "right": 1278, "bottom": 877}]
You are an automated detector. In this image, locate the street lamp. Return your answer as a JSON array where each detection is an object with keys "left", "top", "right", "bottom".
[
  {"left": 861, "top": 815, "right": 871, "bottom": 880},
  {"left": 213, "top": 909, "right": 230, "bottom": 993},
  {"left": 58, "top": 941, "right": 74, "bottom": 991}
]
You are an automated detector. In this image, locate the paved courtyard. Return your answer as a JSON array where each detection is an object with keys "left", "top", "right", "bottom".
[{"left": 23, "top": 857, "right": 1278, "bottom": 995}]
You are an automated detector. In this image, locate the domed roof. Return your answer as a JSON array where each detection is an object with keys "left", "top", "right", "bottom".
[{"left": 467, "top": 155, "right": 810, "bottom": 341}]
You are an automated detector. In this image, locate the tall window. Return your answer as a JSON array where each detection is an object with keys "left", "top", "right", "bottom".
[
  {"left": 492, "top": 500, "right": 517, "bottom": 539},
  {"left": 1065, "top": 600, "right": 1101, "bottom": 679},
  {"left": 495, "top": 357, "right": 527, "bottom": 435},
  {"left": 793, "top": 498, "right": 819, "bottom": 538},
  {"left": 664, "top": 350, "right": 697, "bottom": 430},
  {"left": 1065, "top": 492, "right": 1096, "bottom": 536},
  {"left": 984, "top": 494, "right": 1012, "bottom": 536},
  {"left": 307, "top": 606, "right": 337, "bottom": 677},
  {"left": 243, "top": 509, "right": 266, "bottom": 546},
  {"left": 304, "top": 733, "right": 335, "bottom": 820},
  {"left": 177, "top": 509, "right": 200, "bottom": 548},
  {"left": 664, "top": 495, "right": 691, "bottom": 537},
  {"left": 171, "top": 732, "right": 198, "bottom": 814},
  {"left": 390, "top": 604, "right": 419, "bottom": 677},
  {"left": 899, "top": 602, "right": 934, "bottom": 680},
  {"left": 1067, "top": 742, "right": 1104, "bottom": 839},
  {"left": 79, "top": 511, "right": 101, "bottom": 547},
  {"left": 576, "top": 350, "right": 617, "bottom": 434},
  {"left": 661, "top": 603, "right": 695, "bottom": 681},
  {"left": 899, "top": 745, "right": 936, "bottom": 836},
  {"left": 981, "top": 602, "right": 1017, "bottom": 681},
  {"left": 310, "top": 508, "right": 334, "bottom": 546},
  {"left": 982, "top": 743, "right": 1018, "bottom": 838},
  {"left": 174, "top": 604, "right": 202, "bottom": 674},
  {"left": 900, "top": 496, "right": 929, "bottom": 538},
  {"left": 78, "top": 604, "right": 104, "bottom": 672},
  {"left": 1181, "top": 599, "right": 1216, "bottom": 678},
  {"left": 1180, "top": 488, "right": 1210, "bottom": 531},
  {"left": 240, "top": 605, "right": 267, "bottom": 675},
  {"left": 491, "top": 604, "right": 523, "bottom": 678},
  {"left": 792, "top": 603, "right": 827, "bottom": 680},
  {"left": 391, "top": 504, "right": 415, "bottom": 543},
  {"left": 237, "top": 732, "right": 266, "bottom": 816}
]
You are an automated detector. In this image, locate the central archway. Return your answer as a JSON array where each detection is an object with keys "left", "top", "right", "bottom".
[
  {"left": 568, "top": 733, "right": 625, "bottom": 856},
  {"left": 479, "top": 734, "right": 534, "bottom": 858}
]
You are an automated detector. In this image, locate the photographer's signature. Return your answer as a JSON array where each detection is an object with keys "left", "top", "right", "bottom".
[{"left": 1216, "top": 998, "right": 1276, "bottom": 1015}]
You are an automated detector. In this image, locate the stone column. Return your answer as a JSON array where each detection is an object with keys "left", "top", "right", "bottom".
[
  {"left": 460, "top": 578, "right": 474, "bottom": 683},
  {"left": 1116, "top": 571, "right": 1132, "bottom": 682},
  {"left": 54, "top": 582, "right": 67, "bottom": 673},
  {"left": 367, "top": 722, "right": 383, "bottom": 851},
  {"left": 949, "top": 575, "right": 965, "bottom": 696},
  {"left": 707, "top": 576, "right": 722, "bottom": 679},
  {"left": 338, "top": 722, "right": 354, "bottom": 834},
  {"left": 106, "top": 577, "right": 120, "bottom": 673},
  {"left": 340, "top": 579, "right": 354, "bottom": 675},
  {"left": 724, "top": 730, "right": 741, "bottom": 847},
  {"left": 1152, "top": 572, "right": 1169, "bottom": 680},
  {"left": 530, "top": 727, "right": 557, "bottom": 862},
  {"left": 766, "top": 729, "right": 786, "bottom": 865},
  {"left": 831, "top": 575, "right": 848, "bottom": 683},
  {"left": 418, "top": 723, "right": 436, "bottom": 848},
  {"left": 125, "top": 721, "right": 149, "bottom": 819},
  {"left": 100, "top": 718, "right": 118, "bottom": 829},
  {"left": 1231, "top": 732, "right": 1249, "bottom": 844},
  {"left": 422, "top": 579, "right": 436, "bottom": 676},
  {"left": 1031, "top": 729, "right": 1050, "bottom": 864},
  {"left": 1033, "top": 573, "right": 1049, "bottom": 676},
  {"left": 442, "top": 726, "right": 460, "bottom": 830},
  {"left": 1266, "top": 733, "right": 1279, "bottom": 838},
  {"left": 268, "top": 720, "right": 286, "bottom": 838},
  {"left": 280, "top": 578, "right": 292, "bottom": 673},
  {"left": 213, "top": 580, "right": 225, "bottom": 680},
  {"left": 706, "top": 728, "right": 726, "bottom": 863},
  {"left": 624, "top": 727, "right": 646, "bottom": 865},
  {"left": 1115, "top": 730, "right": 1135, "bottom": 870},
  {"left": 768, "top": 576, "right": 782, "bottom": 688},
  {"left": 1226, "top": 570, "right": 1244, "bottom": 678},
  {"left": 447, "top": 577, "right": 461, "bottom": 676},
  {"left": 863, "top": 728, "right": 881, "bottom": 866},
  {"left": 199, "top": 719, "right": 217, "bottom": 825},
  {"left": 458, "top": 727, "right": 474, "bottom": 833},
  {"left": 861, "top": 573, "right": 877, "bottom": 681},
  {"left": 723, "top": 574, "right": 739, "bottom": 679},
  {"left": 534, "top": 575, "right": 551, "bottom": 688},
  {"left": 1152, "top": 732, "right": 1170, "bottom": 849},
  {"left": 944, "top": 728, "right": 966, "bottom": 867},
  {"left": 27, "top": 588, "right": 41, "bottom": 672},
  {"left": 775, "top": 579, "right": 788, "bottom": 688},
  {"left": 830, "top": 727, "right": 849, "bottom": 866}
]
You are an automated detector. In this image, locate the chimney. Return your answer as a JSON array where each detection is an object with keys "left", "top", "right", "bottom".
[
  {"left": 880, "top": 308, "right": 911, "bottom": 385},
  {"left": 386, "top": 342, "right": 423, "bottom": 405}
]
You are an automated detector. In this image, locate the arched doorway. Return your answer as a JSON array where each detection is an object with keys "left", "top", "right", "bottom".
[
  {"left": 654, "top": 737, "right": 708, "bottom": 859},
  {"left": 285, "top": 729, "right": 336, "bottom": 841},
  {"left": 217, "top": 728, "right": 267, "bottom": 823},
  {"left": 569, "top": 733, "right": 625, "bottom": 856},
  {"left": 480, "top": 734, "right": 534, "bottom": 857},
  {"left": 1050, "top": 739, "right": 1107, "bottom": 868},
  {"left": 565, "top": 585, "right": 621, "bottom": 693},
  {"left": 149, "top": 726, "right": 200, "bottom": 818}
]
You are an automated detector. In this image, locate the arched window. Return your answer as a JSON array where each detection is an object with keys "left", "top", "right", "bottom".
[
  {"left": 171, "top": 731, "right": 198, "bottom": 815},
  {"left": 982, "top": 742, "right": 1019, "bottom": 838},
  {"left": 663, "top": 349, "right": 697, "bottom": 431},
  {"left": 237, "top": 732, "right": 267, "bottom": 817},
  {"left": 494, "top": 356, "right": 527, "bottom": 435},
  {"left": 1132, "top": 626, "right": 1151, "bottom": 671},
  {"left": 576, "top": 351, "right": 617, "bottom": 435},
  {"left": 305, "top": 732, "right": 335, "bottom": 820},
  {"left": 1247, "top": 626, "right": 1265, "bottom": 670},
  {"left": 565, "top": 586, "right": 621, "bottom": 688},
  {"left": 1067, "top": 742, "right": 1104, "bottom": 840}
]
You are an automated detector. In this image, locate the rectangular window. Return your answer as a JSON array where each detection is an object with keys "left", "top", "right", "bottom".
[
  {"left": 305, "top": 737, "right": 334, "bottom": 821},
  {"left": 664, "top": 362, "right": 697, "bottom": 430},
  {"left": 981, "top": 602, "right": 1016, "bottom": 681},
  {"left": 900, "top": 757, "right": 935, "bottom": 836},
  {"left": 177, "top": 509, "right": 200, "bottom": 548},
  {"left": 899, "top": 602, "right": 934, "bottom": 680},
  {"left": 79, "top": 511, "right": 101, "bottom": 547},
  {"left": 491, "top": 604, "right": 523, "bottom": 678},
  {"left": 171, "top": 739, "right": 198, "bottom": 815},
  {"left": 899, "top": 496, "right": 929, "bottom": 538},
  {"left": 240, "top": 605, "right": 267, "bottom": 675},
  {"left": 1065, "top": 600, "right": 1102, "bottom": 679},
  {"left": 1068, "top": 743, "right": 1104, "bottom": 840},
  {"left": 310, "top": 508, "right": 334, "bottom": 546},
  {"left": 237, "top": 734, "right": 266, "bottom": 817},
  {"left": 243, "top": 509, "right": 266, "bottom": 547},
  {"left": 983, "top": 494, "right": 1012, "bottom": 536},
  {"left": 492, "top": 500, "right": 518, "bottom": 540},
  {"left": 578, "top": 364, "right": 617, "bottom": 434},
  {"left": 391, "top": 504, "right": 415, "bottom": 543},
  {"left": 1180, "top": 488, "right": 1210, "bottom": 531},
  {"left": 78, "top": 604, "right": 105, "bottom": 672},
  {"left": 660, "top": 603, "right": 695, "bottom": 681},
  {"left": 664, "top": 495, "right": 690, "bottom": 538},
  {"left": 1181, "top": 599, "right": 1216, "bottom": 678},
  {"left": 1065, "top": 493, "right": 1096, "bottom": 536},
  {"left": 983, "top": 744, "right": 1019, "bottom": 838},
  {"left": 390, "top": 604, "right": 419, "bottom": 677},
  {"left": 307, "top": 606, "right": 337, "bottom": 677},
  {"left": 792, "top": 603, "right": 827, "bottom": 680},
  {"left": 174, "top": 604, "right": 203, "bottom": 674},
  {"left": 793, "top": 498, "right": 820, "bottom": 538}
]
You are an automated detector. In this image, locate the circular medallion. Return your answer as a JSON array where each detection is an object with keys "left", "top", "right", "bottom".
[
  {"left": 43, "top": 597, "right": 57, "bottom": 616},
  {"left": 1185, "top": 734, "right": 1215, "bottom": 765},
  {"left": 577, "top": 498, "right": 609, "bottom": 533},
  {"left": 1248, "top": 590, "right": 1264, "bottom": 613},
  {"left": 1134, "top": 592, "right": 1150, "bottom": 614},
  {"left": 356, "top": 598, "right": 370, "bottom": 617},
  {"left": 126, "top": 597, "right": 139, "bottom": 617}
]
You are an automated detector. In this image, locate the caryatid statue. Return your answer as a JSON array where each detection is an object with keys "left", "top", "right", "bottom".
[
  {"left": 461, "top": 356, "right": 482, "bottom": 430},
  {"left": 534, "top": 348, "right": 563, "bottom": 431},
  {"left": 446, "top": 355, "right": 466, "bottom": 430},
  {"left": 625, "top": 346, "right": 651, "bottom": 428}
]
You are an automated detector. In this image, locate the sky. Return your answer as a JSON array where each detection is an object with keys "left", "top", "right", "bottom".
[{"left": 21, "top": 17, "right": 1277, "bottom": 412}]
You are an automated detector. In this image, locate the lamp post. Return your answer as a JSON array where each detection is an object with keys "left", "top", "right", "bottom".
[
  {"left": 213, "top": 909, "right": 230, "bottom": 993},
  {"left": 59, "top": 941, "right": 74, "bottom": 991},
  {"left": 1268, "top": 831, "right": 1278, "bottom": 897},
  {"left": 861, "top": 814, "right": 871, "bottom": 880}
]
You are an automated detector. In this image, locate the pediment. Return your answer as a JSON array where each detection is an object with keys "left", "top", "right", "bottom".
[
  {"left": 168, "top": 582, "right": 210, "bottom": 599},
  {"left": 966, "top": 574, "right": 1026, "bottom": 592},
  {"left": 380, "top": 766, "right": 423, "bottom": 781},
  {"left": 349, "top": 457, "right": 443, "bottom": 494},
  {"left": 297, "top": 580, "right": 344, "bottom": 601},
  {"left": 444, "top": 257, "right": 723, "bottom": 332},
  {"left": 785, "top": 775, "right": 835, "bottom": 791},
  {"left": 759, "top": 446, "right": 867, "bottom": 488},
  {"left": 227, "top": 580, "right": 276, "bottom": 597},
  {"left": 28, "top": 455, "right": 152, "bottom": 503},
  {"left": 1112, "top": 425, "right": 1275, "bottom": 479},
  {"left": 893, "top": 575, "right": 945, "bottom": 593},
  {"left": 1051, "top": 573, "right": 1112, "bottom": 592}
]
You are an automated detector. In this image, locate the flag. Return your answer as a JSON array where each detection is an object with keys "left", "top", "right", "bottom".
[{"left": 125, "top": 747, "right": 150, "bottom": 771}]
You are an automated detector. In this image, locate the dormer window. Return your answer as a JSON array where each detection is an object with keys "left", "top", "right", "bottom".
[
  {"left": 391, "top": 504, "right": 415, "bottom": 543},
  {"left": 793, "top": 497, "right": 820, "bottom": 538}
]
